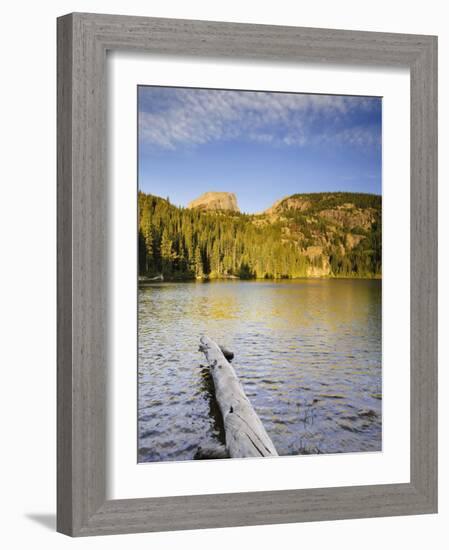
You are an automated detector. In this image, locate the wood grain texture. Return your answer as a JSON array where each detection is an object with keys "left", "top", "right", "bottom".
[
  {"left": 57, "top": 13, "right": 74, "bottom": 536},
  {"left": 199, "top": 336, "right": 278, "bottom": 458},
  {"left": 57, "top": 12, "right": 438, "bottom": 536},
  {"left": 409, "top": 37, "right": 438, "bottom": 508}
]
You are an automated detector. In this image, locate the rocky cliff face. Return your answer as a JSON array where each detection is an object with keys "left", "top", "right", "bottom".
[
  {"left": 188, "top": 191, "right": 239, "bottom": 212},
  {"left": 264, "top": 196, "right": 312, "bottom": 215},
  {"left": 260, "top": 192, "right": 381, "bottom": 278}
]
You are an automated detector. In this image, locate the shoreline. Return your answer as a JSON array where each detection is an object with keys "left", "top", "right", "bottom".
[{"left": 139, "top": 274, "right": 382, "bottom": 284}]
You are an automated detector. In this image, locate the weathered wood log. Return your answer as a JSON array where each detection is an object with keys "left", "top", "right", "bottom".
[
  {"left": 148, "top": 273, "right": 164, "bottom": 281},
  {"left": 194, "top": 443, "right": 229, "bottom": 460},
  {"left": 218, "top": 345, "right": 234, "bottom": 362},
  {"left": 138, "top": 274, "right": 164, "bottom": 283},
  {"left": 199, "top": 336, "right": 278, "bottom": 459}
]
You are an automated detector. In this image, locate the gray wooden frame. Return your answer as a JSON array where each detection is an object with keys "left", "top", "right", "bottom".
[{"left": 57, "top": 12, "right": 438, "bottom": 537}]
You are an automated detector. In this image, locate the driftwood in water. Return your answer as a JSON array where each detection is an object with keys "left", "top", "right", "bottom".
[
  {"left": 148, "top": 274, "right": 164, "bottom": 281},
  {"left": 138, "top": 274, "right": 164, "bottom": 283},
  {"left": 194, "top": 443, "right": 229, "bottom": 460},
  {"left": 199, "top": 336, "right": 278, "bottom": 459},
  {"left": 218, "top": 345, "right": 234, "bottom": 362}
]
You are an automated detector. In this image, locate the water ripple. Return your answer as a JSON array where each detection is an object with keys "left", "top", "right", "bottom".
[{"left": 138, "top": 279, "right": 382, "bottom": 462}]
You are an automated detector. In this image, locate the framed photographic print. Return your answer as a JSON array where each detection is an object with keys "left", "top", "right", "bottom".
[
  {"left": 136, "top": 85, "right": 383, "bottom": 463},
  {"left": 57, "top": 13, "right": 437, "bottom": 536}
]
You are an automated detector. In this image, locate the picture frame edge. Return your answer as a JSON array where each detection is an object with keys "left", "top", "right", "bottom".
[{"left": 56, "top": 12, "right": 438, "bottom": 537}]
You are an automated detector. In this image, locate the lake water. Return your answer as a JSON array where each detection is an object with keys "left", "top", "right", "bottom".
[{"left": 138, "top": 279, "right": 382, "bottom": 462}]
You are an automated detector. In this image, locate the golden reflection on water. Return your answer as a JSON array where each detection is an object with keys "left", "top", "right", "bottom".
[{"left": 138, "top": 279, "right": 381, "bottom": 462}]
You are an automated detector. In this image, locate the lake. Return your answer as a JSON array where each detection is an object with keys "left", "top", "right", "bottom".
[{"left": 138, "top": 279, "right": 382, "bottom": 462}]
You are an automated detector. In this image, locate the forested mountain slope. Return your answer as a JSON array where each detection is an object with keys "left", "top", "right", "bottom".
[{"left": 138, "top": 191, "right": 381, "bottom": 280}]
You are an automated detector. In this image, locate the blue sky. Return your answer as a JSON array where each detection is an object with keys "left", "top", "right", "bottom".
[{"left": 138, "top": 86, "right": 381, "bottom": 214}]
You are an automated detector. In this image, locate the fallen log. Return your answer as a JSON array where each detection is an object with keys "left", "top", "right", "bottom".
[
  {"left": 218, "top": 345, "right": 234, "bottom": 362},
  {"left": 194, "top": 443, "right": 229, "bottom": 460},
  {"left": 138, "top": 274, "right": 164, "bottom": 283},
  {"left": 199, "top": 336, "right": 278, "bottom": 459},
  {"left": 148, "top": 273, "right": 164, "bottom": 281}
]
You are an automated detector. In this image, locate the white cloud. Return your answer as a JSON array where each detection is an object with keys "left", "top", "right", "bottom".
[
  {"left": 139, "top": 88, "right": 380, "bottom": 151},
  {"left": 317, "top": 126, "right": 381, "bottom": 147}
]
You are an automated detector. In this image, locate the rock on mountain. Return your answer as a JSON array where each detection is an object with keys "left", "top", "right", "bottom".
[
  {"left": 265, "top": 193, "right": 378, "bottom": 231},
  {"left": 260, "top": 192, "right": 381, "bottom": 277},
  {"left": 264, "top": 196, "right": 312, "bottom": 215},
  {"left": 187, "top": 191, "right": 239, "bottom": 212}
]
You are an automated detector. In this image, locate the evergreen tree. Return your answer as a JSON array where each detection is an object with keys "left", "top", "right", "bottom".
[
  {"left": 194, "top": 245, "right": 204, "bottom": 278},
  {"left": 160, "top": 228, "right": 174, "bottom": 275},
  {"left": 137, "top": 191, "right": 381, "bottom": 281}
]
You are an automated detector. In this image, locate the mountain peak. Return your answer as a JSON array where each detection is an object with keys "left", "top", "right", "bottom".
[{"left": 187, "top": 191, "right": 239, "bottom": 212}]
